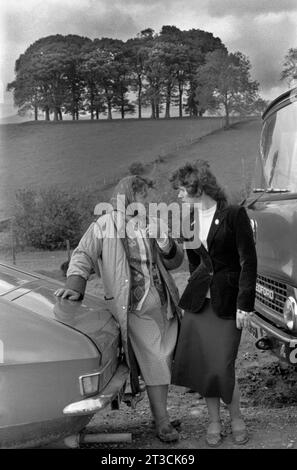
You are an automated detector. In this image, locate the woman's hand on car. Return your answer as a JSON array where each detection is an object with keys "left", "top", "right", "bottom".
[
  {"left": 236, "top": 309, "right": 251, "bottom": 329},
  {"left": 54, "top": 288, "right": 81, "bottom": 300}
]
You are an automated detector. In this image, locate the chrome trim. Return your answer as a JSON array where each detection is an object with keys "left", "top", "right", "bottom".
[
  {"left": 79, "top": 359, "right": 112, "bottom": 396},
  {"left": 255, "top": 300, "right": 286, "bottom": 327},
  {"left": 250, "top": 313, "right": 297, "bottom": 344},
  {"left": 63, "top": 363, "right": 129, "bottom": 416}
]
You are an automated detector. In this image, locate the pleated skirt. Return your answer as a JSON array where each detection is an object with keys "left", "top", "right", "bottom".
[
  {"left": 128, "top": 286, "right": 178, "bottom": 385},
  {"left": 171, "top": 299, "right": 241, "bottom": 404}
]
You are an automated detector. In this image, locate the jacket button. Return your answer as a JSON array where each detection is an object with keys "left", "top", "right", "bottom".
[
  {"left": 122, "top": 306, "right": 126, "bottom": 310},
  {"left": 125, "top": 279, "right": 128, "bottom": 283}
]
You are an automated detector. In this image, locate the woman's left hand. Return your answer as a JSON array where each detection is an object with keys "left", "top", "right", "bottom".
[
  {"left": 147, "top": 217, "right": 169, "bottom": 245},
  {"left": 236, "top": 309, "right": 251, "bottom": 329}
]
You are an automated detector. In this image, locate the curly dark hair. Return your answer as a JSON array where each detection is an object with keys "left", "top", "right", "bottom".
[{"left": 169, "top": 160, "right": 227, "bottom": 203}]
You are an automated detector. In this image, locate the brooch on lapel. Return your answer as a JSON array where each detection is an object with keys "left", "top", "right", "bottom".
[{"left": 214, "top": 219, "right": 220, "bottom": 225}]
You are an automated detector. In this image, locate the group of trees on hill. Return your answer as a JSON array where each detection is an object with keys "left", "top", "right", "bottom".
[{"left": 7, "top": 25, "right": 265, "bottom": 125}]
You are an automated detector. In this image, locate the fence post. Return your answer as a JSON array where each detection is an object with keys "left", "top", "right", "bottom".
[
  {"left": 10, "top": 218, "right": 16, "bottom": 265},
  {"left": 66, "top": 239, "right": 71, "bottom": 262}
]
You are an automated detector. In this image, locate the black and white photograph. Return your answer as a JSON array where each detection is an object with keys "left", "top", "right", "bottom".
[{"left": 0, "top": 0, "right": 297, "bottom": 455}]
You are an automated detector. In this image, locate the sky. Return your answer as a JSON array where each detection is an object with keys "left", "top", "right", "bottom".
[{"left": 1, "top": 0, "right": 297, "bottom": 114}]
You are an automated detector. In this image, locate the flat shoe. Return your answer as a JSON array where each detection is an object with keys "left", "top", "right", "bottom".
[
  {"left": 231, "top": 419, "right": 249, "bottom": 445},
  {"left": 205, "top": 422, "right": 223, "bottom": 447},
  {"left": 156, "top": 421, "right": 179, "bottom": 443},
  {"left": 151, "top": 418, "right": 181, "bottom": 429},
  {"left": 205, "top": 431, "right": 223, "bottom": 447},
  {"left": 232, "top": 429, "right": 249, "bottom": 445}
]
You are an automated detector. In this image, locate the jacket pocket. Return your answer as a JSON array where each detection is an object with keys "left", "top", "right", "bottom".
[{"left": 227, "top": 271, "right": 240, "bottom": 287}]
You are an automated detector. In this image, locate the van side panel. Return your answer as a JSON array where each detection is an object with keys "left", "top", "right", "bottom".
[{"left": 249, "top": 198, "right": 297, "bottom": 287}]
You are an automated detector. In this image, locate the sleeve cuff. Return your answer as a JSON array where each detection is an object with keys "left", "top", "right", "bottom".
[
  {"left": 161, "top": 238, "right": 177, "bottom": 259},
  {"left": 156, "top": 235, "right": 171, "bottom": 251},
  {"left": 66, "top": 275, "right": 87, "bottom": 297}
]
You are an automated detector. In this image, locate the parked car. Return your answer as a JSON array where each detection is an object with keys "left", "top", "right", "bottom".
[
  {"left": 246, "top": 86, "right": 297, "bottom": 365},
  {"left": 0, "top": 262, "right": 129, "bottom": 448}
]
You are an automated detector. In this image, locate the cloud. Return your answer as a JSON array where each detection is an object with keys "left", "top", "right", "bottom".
[
  {"left": 207, "top": 0, "right": 297, "bottom": 17},
  {"left": 226, "top": 13, "right": 297, "bottom": 97},
  {"left": 1, "top": 0, "right": 139, "bottom": 92},
  {"left": 3, "top": 1, "right": 139, "bottom": 45},
  {"left": 1, "top": 0, "right": 296, "bottom": 103}
]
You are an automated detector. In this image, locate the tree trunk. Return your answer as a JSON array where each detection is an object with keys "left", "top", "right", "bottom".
[
  {"left": 58, "top": 109, "right": 63, "bottom": 120},
  {"left": 45, "top": 107, "right": 50, "bottom": 121},
  {"left": 138, "top": 76, "right": 142, "bottom": 119},
  {"left": 53, "top": 108, "right": 59, "bottom": 121},
  {"left": 107, "top": 99, "right": 112, "bottom": 120},
  {"left": 156, "top": 102, "right": 160, "bottom": 119},
  {"left": 178, "top": 83, "right": 183, "bottom": 118},
  {"left": 90, "top": 91, "right": 94, "bottom": 120},
  {"left": 224, "top": 101, "right": 230, "bottom": 128},
  {"left": 96, "top": 108, "right": 99, "bottom": 120},
  {"left": 90, "top": 85, "right": 95, "bottom": 120},
  {"left": 165, "top": 101, "right": 170, "bottom": 118},
  {"left": 165, "top": 85, "right": 171, "bottom": 118},
  {"left": 165, "top": 97, "right": 170, "bottom": 118},
  {"left": 34, "top": 106, "right": 38, "bottom": 121},
  {"left": 121, "top": 92, "right": 125, "bottom": 119},
  {"left": 151, "top": 100, "right": 156, "bottom": 119}
]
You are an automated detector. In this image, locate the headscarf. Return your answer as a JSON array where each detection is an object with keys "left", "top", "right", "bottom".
[
  {"left": 108, "top": 175, "right": 149, "bottom": 240},
  {"left": 110, "top": 175, "right": 138, "bottom": 212}
]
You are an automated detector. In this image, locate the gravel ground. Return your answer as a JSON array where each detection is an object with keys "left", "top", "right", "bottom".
[{"left": 1, "top": 249, "right": 296, "bottom": 451}]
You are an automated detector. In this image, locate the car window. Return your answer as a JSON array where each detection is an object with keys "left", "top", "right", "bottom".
[{"left": 260, "top": 101, "right": 297, "bottom": 191}]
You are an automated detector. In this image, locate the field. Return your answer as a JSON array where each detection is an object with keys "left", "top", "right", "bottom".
[
  {"left": 0, "top": 116, "right": 250, "bottom": 220},
  {"left": 2, "top": 117, "right": 297, "bottom": 449}
]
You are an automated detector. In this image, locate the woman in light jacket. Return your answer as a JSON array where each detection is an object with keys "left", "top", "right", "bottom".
[
  {"left": 55, "top": 175, "right": 184, "bottom": 443},
  {"left": 170, "top": 160, "right": 257, "bottom": 447}
]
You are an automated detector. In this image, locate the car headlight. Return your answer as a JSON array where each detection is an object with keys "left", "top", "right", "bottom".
[
  {"left": 79, "top": 372, "right": 100, "bottom": 397},
  {"left": 283, "top": 296, "right": 297, "bottom": 331}
]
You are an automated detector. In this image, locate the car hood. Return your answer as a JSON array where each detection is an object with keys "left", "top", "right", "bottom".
[{"left": 0, "top": 263, "right": 119, "bottom": 355}]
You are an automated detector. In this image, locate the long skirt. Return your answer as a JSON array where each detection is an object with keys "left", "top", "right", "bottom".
[
  {"left": 171, "top": 299, "right": 241, "bottom": 404},
  {"left": 128, "top": 286, "right": 178, "bottom": 385}
]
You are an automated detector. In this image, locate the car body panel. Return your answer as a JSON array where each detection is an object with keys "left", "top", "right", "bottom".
[
  {"left": 0, "top": 262, "right": 128, "bottom": 448},
  {"left": 249, "top": 198, "right": 297, "bottom": 286}
]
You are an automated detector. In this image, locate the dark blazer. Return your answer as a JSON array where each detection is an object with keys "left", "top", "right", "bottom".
[{"left": 179, "top": 202, "right": 257, "bottom": 319}]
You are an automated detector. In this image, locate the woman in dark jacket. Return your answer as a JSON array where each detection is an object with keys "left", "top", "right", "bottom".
[{"left": 170, "top": 160, "right": 257, "bottom": 447}]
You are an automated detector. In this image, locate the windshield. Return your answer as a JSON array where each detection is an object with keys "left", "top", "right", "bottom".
[{"left": 258, "top": 100, "right": 297, "bottom": 192}]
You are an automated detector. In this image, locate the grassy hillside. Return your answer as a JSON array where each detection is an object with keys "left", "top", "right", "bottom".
[
  {"left": 0, "top": 117, "right": 227, "bottom": 218},
  {"left": 0, "top": 117, "right": 260, "bottom": 219}
]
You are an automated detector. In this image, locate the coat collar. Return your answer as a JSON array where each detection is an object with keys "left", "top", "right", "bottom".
[{"left": 206, "top": 200, "right": 229, "bottom": 250}]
